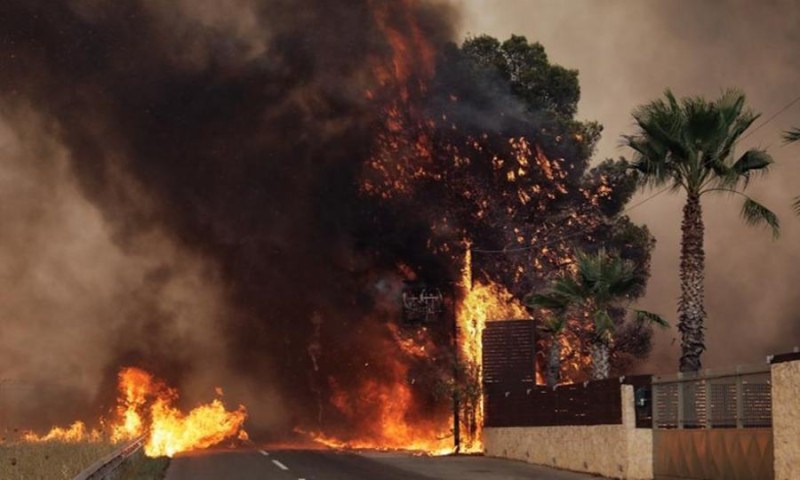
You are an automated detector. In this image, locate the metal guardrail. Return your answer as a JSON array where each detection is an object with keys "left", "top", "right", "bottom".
[
  {"left": 73, "top": 436, "right": 145, "bottom": 480},
  {"left": 653, "top": 363, "right": 772, "bottom": 429}
]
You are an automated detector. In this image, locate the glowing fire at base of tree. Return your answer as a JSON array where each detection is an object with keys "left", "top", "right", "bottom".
[
  {"left": 22, "top": 368, "right": 248, "bottom": 458},
  {"left": 455, "top": 248, "right": 529, "bottom": 452}
]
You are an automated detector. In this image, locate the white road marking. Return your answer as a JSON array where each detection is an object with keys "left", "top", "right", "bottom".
[
  {"left": 259, "top": 450, "right": 269, "bottom": 456},
  {"left": 272, "top": 459, "right": 289, "bottom": 471}
]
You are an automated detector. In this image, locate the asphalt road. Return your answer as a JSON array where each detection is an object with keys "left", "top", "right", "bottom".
[{"left": 164, "top": 447, "right": 597, "bottom": 480}]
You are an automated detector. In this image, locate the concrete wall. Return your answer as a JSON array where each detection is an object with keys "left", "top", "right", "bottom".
[
  {"left": 771, "top": 358, "right": 800, "bottom": 480},
  {"left": 483, "top": 385, "right": 653, "bottom": 480}
]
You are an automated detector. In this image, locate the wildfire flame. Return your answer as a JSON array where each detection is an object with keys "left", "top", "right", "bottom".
[
  {"left": 22, "top": 421, "right": 101, "bottom": 443},
  {"left": 455, "top": 247, "right": 528, "bottom": 452},
  {"left": 303, "top": 364, "right": 454, "bottom": 455},
  {"left": 22, "top": 367, "right": 247, "bottom": 458}
]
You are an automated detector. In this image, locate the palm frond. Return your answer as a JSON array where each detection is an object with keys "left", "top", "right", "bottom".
[
  {"left": 715, "top": 111, "right": 759, "bottom": 162},
  {"left": 732, "top": 149, "right": 773, "bottom": 174},
  {"left": 716, "top": 89, "right": 746, "bottom": 126},
  {"left": 783, "top": 127, "right": 800, "bottom": 144},
  {"left": 594, "top": 309, "right": 615, "bottom": 339},
  {"left": 542, "top": 315, "right": 568, "bottom": 335},
  {"left": 724, "top": 149, "right": 774, "bottom": 188},
  {"left": 625, "top": 90, "right": 770, "bottom": 197},
  {"left": 635, "top": 310, "right": 670, "bottom": 328},
  {"left": 633, "top": 112, "right": 691, "bottom": 161},
  {"left": 741, "top": 196, "right": 780, "bottom": 238},
  {"left": 526, "top": 292, "right": 570, "bottom": 312}
]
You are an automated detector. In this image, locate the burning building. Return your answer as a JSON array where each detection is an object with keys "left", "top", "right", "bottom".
[{"left": 0, "top": 0, "right": 653, "bottom": 455}]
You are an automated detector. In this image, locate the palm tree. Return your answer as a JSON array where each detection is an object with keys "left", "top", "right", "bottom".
[
  {"left": 525, "top": 299, "right": 567, "bottom": 387},
  {"left": 624, "top": 90, "right": 779, "bottom": 373},
  {"left": 527, "top": 249, "right": 667, "bottom": 381},
  {"left": 785, "top": 127, "right": 800, "bottom": 214}
]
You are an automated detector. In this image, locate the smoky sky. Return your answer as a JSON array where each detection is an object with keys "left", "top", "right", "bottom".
[
  {"left": 2, "top": 0, "right": 796, "bottom": 441},
  {"left": 0, "top": 0, "right": 462, "bottom": 435},
  {"left": 461, "top": 0, "right": 800, "bottom": 371}
]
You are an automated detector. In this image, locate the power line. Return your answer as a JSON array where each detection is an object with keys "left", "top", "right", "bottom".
[{"left": 740, "top": 94, "right": 800, "bottom": 142}]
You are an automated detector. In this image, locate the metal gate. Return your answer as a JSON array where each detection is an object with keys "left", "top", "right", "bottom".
[{"left": 652, "top": 364, "right": 773, "bottom": 480}]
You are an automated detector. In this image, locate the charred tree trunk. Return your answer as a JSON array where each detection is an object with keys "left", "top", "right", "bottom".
[
  {"left": 678, "top": 193, "right": 706, "bottom": 372},
  {"left": 546, "top": 336, "right": 561, "bottom": 387},
  {"left": 590, "top": 341, "right": 610, "bottom": 380}
]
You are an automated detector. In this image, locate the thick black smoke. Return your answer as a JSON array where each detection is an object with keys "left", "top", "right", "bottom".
[
  {"left": 0, "top": 0, "right": 651, "bottom": 440},
  {"left": 0, "top": 0, "right": 462, "bottom": 437}
]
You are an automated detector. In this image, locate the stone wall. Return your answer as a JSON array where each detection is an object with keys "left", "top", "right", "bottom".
[
  {"left": 771, "top": 358, "right": 800, "bottom": 480},
  {"left": 483, "top": 385, "right": 653, "bottom": 479}
]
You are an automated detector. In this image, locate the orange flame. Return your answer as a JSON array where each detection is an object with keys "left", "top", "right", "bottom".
[
  {"left": 22, "top": 421, "right": 101, "bottom": 443},
  {"left": 301, "top": 339, "right": 454, "bottom": 455},
  {"left": 23, "top": 367, "right": 247, "bottom": 458},
  {"left": 455, "top": 247, "right": 528, "bottom": 452}
]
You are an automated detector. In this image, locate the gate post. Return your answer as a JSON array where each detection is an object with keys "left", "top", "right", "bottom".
[{"left": 771, "top": 352, "right": 800, "bottom": 480}]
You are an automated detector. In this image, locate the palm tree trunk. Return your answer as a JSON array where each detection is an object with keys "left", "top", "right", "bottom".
[
  {"left": 546, "top": 336, "right": 561, "bottom": 387},
  {"left": 679, "top": 193, "right": 706, "bottom": 372},
  {"left": 590, "top": 341, "right": 609, "bottom": 380}
]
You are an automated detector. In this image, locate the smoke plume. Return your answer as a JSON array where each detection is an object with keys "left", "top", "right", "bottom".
[{"left": 0, "top": 0, "right": 464, "bottom": 437}]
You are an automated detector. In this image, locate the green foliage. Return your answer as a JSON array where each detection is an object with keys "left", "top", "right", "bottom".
[
  {"left": 783, "top": 127, "right": 800, "bottom": 144},
  {"left": 444, "top": 35, "right": 657, "bottom": 369},
  {"left": 528, "top": 249, "right": 666, "bottom": 342},
  {"left": 462, "top": 35, "right": 580, "bottom": 118},
  {"left": 784, "top": 127, "right": 800, "bottom": 215},
  {"left": 458, "top": 34, "right": 600, "bottom": 165},
  {"left": 635, "top": 310, "right": 670, "bottom": 328},
  {"left": 624, "top": 89, "right": 779, "bottom": 235},
  {"left": 447, "top": 35, "right": 654, "bottom": 298},
  {"left": 741, "top": 197, "right": 780, "bottom": 238}
]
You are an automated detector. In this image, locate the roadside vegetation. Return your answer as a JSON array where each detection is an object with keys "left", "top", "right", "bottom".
[
  {"left": 0, "top": 439, "right": 170, "bottom": 480},
  {"left": 118, "top": 454, "right": 171, "bottom": 480},
  {"left": 0, "top": 440, "right": 117, "bottom": 480}
]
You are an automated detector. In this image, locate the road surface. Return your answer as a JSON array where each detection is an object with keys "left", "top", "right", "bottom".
[{"left": 164, "top": 447, "right": 598, "bottom": 480}]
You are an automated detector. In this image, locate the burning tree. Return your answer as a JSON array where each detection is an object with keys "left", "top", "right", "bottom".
[
  {"left": 527, "top": 249, "right": 667, "bottom": 382},
  {"left": 356, "top": 33, "right": 657, "bottom": 447},
  {"left": 0, "top": 1, "right": 656, "bottom": 455}
]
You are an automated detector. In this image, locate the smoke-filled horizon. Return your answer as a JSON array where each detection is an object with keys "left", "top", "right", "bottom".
[
  {"left": 462, "top": 0, "right": 800, "bottom": 372},
  {"left": 0, "top": 0, "right": 648, "bottom": 444},
  {"left": 0, "top": 0, "right": 465, "bottom": 436},
  {"left": 2, "top": 0, "right": 795, "bottom": 444}
]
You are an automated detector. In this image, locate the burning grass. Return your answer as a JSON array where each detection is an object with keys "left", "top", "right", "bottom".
[
  {"left": 20, "top": 367, "right": 248, "bottom": 459},
  {"left": 0, "top": 439, "right": 117, "bottom": 480}
]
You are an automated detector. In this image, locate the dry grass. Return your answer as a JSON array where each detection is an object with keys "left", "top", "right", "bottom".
[
  {"left": 117, "top": 455, "right": 171, "bottom": 480},
  {"left": 0, "top": 440, "right": 117, "bottom": 480}
]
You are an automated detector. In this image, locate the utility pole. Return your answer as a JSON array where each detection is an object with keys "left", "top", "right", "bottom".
[{"left": 452, "top": 283, "right": 460, "bottom": 453}]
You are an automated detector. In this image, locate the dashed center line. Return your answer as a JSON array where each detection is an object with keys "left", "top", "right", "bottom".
[
  {"left": 272, "top": 459, "right": 289, "bottom": 471},
  {"left": 259, "top": 449, "right": 270, "bottom": 456}
]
